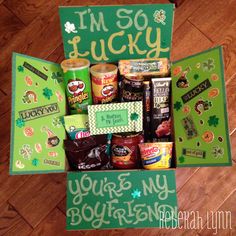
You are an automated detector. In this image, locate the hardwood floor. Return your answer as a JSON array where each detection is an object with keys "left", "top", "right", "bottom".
[{"left": 0, "top": 0, "right": 236, "bottom": 235}]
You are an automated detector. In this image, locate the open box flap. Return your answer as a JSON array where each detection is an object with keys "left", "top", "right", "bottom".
[
  {"left": 171, "top": 46, "right": 232, "bottom": 167},
  {"left": 59, "top": 4, "right": 174, "bottom": 63},
  {"left": 10, "top": 53, "right": 67, "bottom": 175},
  {"left": 66, "top": 169, "right": 178, "bottom": 230}
]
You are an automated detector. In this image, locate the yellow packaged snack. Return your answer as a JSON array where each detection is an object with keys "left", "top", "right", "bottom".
[
  {"left": 118, "top": 58, "right": 170, "bottom": 77},
  {"left": 139, "top": 142, "right": 173, "bottom": 169}
]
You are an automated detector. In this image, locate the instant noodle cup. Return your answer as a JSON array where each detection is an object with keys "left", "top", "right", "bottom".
[
  {"left": 90, "top": 64, "right": 118, "bottom": 104},
  {"left": 61, "top": 58, "right": 92, "bottom": 114},
  {"left": 139, "top": 142, "right": 173, "bottom": 169}
]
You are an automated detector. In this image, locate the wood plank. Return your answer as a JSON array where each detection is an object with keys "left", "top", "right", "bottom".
[
  {"left": 198, "top": 190, "right": 236, "bottom": 235},
  {"left": 0, "top": 9, "right": 61, "bottom": 94},
  {"left": 0, "top": 90, "right": 10, "bottom": 116},
  {"left": 175, "top": 167, "right": 199, "bottom": 192},
  {"left": 220, "top": 23, "right": 236, "bottom": 81},
  {"left": 57, "top": 196, "right": 66, "bottom": 215},
  {"left": 0, "top": 203, "right": 32, "bottom": 235},
  {"left": 230, "top": 130, "right": 236, "bottom": 162},
  {"left": 8, "top": 173, "right": 66, "bottom": 228},
  {"left": 173, "top": 0, "right": 203, "bottom": 32},
  {"left": 170, "top": 20, "right": 213, "bottom": 61},
  {"left": 46, "top": 43, "right": 64, "bottom": 63},
  {"left": 0, "top": 112, "right": 11, "bottom": 153},
  {"left": 226, "top": 74, "right": 236, "bottom": 132},
  {"left": 0, "top": 4, "right": 25, "bottom": 51},
  {"left": 188, "top": 0, "right": 236, "bottom": 43},
  {"left": 29, "top": 208, "right": 83, "bottom": 236},
  {"left": 0, "top": 148, "right": 30, "bottom": 208},
  {"left": 4, "top": 0, "right": 58, "bottom": 25}
]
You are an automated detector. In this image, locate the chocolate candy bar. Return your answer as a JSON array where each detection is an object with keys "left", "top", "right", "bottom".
[{"left": 151, "top": 78, "right": 172, "bottom": 142}]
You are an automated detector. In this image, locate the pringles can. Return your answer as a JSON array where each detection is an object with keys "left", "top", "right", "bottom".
[
  {"left": 61, "top": 58, "right": 92, "bottom": 114},
  {"left": 90, "top": 64, "right": 118, "bottom": 104}
]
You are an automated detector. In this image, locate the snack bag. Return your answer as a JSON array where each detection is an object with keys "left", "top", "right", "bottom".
[{"left": 63, "top": 114, "right": 90, "bottom": 140}]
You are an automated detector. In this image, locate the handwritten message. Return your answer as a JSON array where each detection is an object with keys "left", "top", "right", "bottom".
[
  {"left": 96, "top": 109, "right": 128, "bottom": 128},
  {"left": 59, "top": 4, "right": 174, "bottom": 63},
  {"left": 66, "top": 170, "right": 178, "bottom": 230}
]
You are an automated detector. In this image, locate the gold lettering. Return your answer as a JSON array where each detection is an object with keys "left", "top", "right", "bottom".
[
  {"left": 68, "top": 36, "right": 89, "bottom": 58},
  {"left": 91, "top": 39, "right": 109, "bottom": 61},
  {"left": 108, "top": 31, "right": 126, "bottom": 54},
  {"left": 128, "top": 32, "right": 147, "bottom": 55},
  {"left": 146, "top": 27, "right": 169, "bottom": 58}
]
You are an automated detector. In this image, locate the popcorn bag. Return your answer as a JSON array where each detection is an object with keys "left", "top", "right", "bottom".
[{"left": 10, "top": 4, "right": 231, "bottom": 230}]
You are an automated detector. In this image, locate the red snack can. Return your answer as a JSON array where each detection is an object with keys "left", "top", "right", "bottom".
[
  {"left": 90, "top": 64, "right": 118, "bottom": 104},
  {"left": 111, "top": 132, "right": 144, "bottom": 169}
]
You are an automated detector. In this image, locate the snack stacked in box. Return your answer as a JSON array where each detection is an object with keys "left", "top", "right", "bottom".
[{"left": 61, "top": 57, "right": 174, "bottom": 171}]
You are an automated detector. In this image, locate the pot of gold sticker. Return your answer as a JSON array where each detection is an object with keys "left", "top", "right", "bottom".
[{"left": 42, "top": 126, "right": 60, "bottom": 148}]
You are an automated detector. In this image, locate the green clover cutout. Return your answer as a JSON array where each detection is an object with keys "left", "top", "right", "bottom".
[
  {"left": 51, "top": 72, "right": 63, "bottom": 83},
  {"left": 202, "top": 58, "right": 215, "bottom": 72},
  {"left": 32, "top": 158, "right": 39, "bottom": 166},
  {"left": 174, "top": 101, "right": 182, "bottom": 111},
  {"left": 194, "top": 74, "right": 199, "bottom": 80},
  {"left": 208, "top": 115, "right": 219, "bottom": 127},
  {"left": 130, "top": 112, "right": 139, "bottom": 121},
  {"left": 179, "top": 156, "right": 185, "bottom": 163},
  {"left": 17, "top": 65, "right": 24, "bottom": 72},
  {"left": 43, "top": 87, "right": 53, "bottom": 100},
  {"left": 16, "top": 118, "right": 25, "bottom": 128}
]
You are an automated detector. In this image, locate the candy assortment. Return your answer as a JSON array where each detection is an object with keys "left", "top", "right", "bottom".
[{"left": 61, "top": 58, "right": 173, "bottom": 170}]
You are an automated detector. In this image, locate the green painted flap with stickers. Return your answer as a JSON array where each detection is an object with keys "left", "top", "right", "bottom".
[
  {"left": 10, "top": 53, "right": 67, "bottom": 175},
  {"left": 171, "top": 47, "right": 232, "bottom": 167},
  {"left": 59, "top": 4, "right": 174, "bottom": 63},
  {"left": 66, "top": 170, "right": 178, "bottom": 230}
]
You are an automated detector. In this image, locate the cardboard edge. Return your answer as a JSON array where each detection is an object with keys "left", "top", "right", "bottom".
[
  {"left": 172, "top": 46, "right": 232, "bottom": 167},
  {"left": 58, "top": 4, "right": 175, "bottom": 61},
  {"left": 65, "top": 169, "right": 179, "bottom": 230},
  {"left": 219, "top": 46, "right": 232, "bottom": 166},
  {"left": 9, "top": 53, "right": 17, "bottom": 175},
  {"left": 9, "top": 53, "right": 66, "bottom": 175},
  {"left": 171, "top": 45, "right": 222, "bottom": 64}
]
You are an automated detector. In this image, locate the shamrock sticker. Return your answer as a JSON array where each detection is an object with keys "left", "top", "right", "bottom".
[
  {"left": 174, "top": 101, "right": 182, "bottom": 111},
  {"left": 51, "top": 72, "right": 63, "bottom": 84},
  {"left": 17, "top": 65, "right": 24, "bottom": 72},
  {"left": 43, "top": 87, "right": 53, "bottom": 100},
  {"left": 52, "top": 117, "right": 63, "bottom": 127},
  {"left": 212, "top": 146, "right": 224, "bottom": 158},
  {"left": 16, "top": 118, "right": 25, "bottom": 128},
  {"left": 208, "top": 115, "right": 219, "bottom": 127},
  {"left": 153, "top": 9, "right": 166, "bottom": 25},
  {"left": 193, "top": 74, "right": 199, "bottom": 80},
  {"left": 64, "top": 21, "right": 78, "bottom": 34},
  {"left": 19, "top": 144, "right": 33, "bottom": 160},
  {"left": 179, "top": 156, "right": 185, "bottom": 163},
  {"left": 32, "top": 158, "right": 39, "bottom": 166},
  {"left": 202, "top": 58, "right": 215, "bottom": 72},
  {"left": 130, "top": 112, "right": 139, "bottom": 121},
  {"left": 131, "top": 189, "right": 141, "bottom": 199}
]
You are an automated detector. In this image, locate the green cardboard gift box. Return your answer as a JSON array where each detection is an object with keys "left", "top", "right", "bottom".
[{"left": 10, "top": 4, "right": 231, "bottom": 230}]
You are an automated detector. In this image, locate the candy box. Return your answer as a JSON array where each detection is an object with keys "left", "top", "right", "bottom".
[{"left": 10, "top": 3, "right": 231, "bottom": 231}]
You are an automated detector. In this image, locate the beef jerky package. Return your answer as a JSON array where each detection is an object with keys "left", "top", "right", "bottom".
[
  {"left": 143, "top": 81, "right": 151, "bottom": 142},
  {"left": 151, "top": 78, "right": 172, "bottom": 142},
  {"left": 64, "top": 134, "right": 111, "bottom": 170}
]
